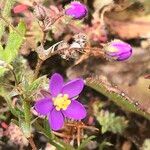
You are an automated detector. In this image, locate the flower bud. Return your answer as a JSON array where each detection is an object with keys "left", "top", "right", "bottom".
[
  {"left": 104, "top": 40, "right": 132, "bottom": 61},
  {"left": 13, "top": 4, "right": 28, "bottom": 14},
  {"left": 65, "top": 2, "right": 87, "bottom": 19},
  {"left": 33, "top": 3, "right": 47, "bottom": 21}
]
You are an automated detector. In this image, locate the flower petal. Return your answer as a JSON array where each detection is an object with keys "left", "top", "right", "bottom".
[
  {"left": 40, "top": 89, "right": 51, "bottom": 98},
  {"left": 117, "top": 51, "right": 132, "bottom": 61},
  {"left": 48, "top": 109, "right": 64, "bottom": 131},
  {"left": 63, "top": 100, "right": 86, "bottom": 120},
  {"left": 62, "top": 79, "right": 84, "bottom": 98},
  {"left": 49, "top": 73, "right": 63, "bottom": 97},
  {"left": 34, "top": 98, "right": 53, "bottom": 115},
  {"left": 65, "top": 2, "right": 87, "bottom": 19}
]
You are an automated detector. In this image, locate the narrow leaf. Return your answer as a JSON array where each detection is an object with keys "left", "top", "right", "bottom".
[{"left": 86, "top": 77, "right": 150, "bottom": 120}]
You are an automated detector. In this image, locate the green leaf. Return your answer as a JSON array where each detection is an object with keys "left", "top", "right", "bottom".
[
  {"left": 0, "top": 0, "right": 16, "bottom": 39},
  {"left": 0, "top": 21, "right": 26, "bottom": 77},
  {"left": 11, "top": 119, "right": 19, "bottom": 126},
  {"left": 0, "top": 45, "right": 3, "bottom": 51},
  {"left": 34, "top": 121, "right": 72, "bottom": 150},
  {"left": 4, "top": 95, "right": 21, "bottom": 117},
  {"left": 1, "top": 21, "right": 26, "bottom": 63},
  {"left": 99, "top": 141, "right": 113, "bottom": 150},
  {"left": 20, "top": 121, "right": 31, "bottom": 138},
  {"left": 77, "top": 136, "right": 96, "bottom": 150},
  {"left": 0, "top": 114, "right": 7, "bottom": 120},
  {"left": 97, "top": 110, "right": 128, "bottom": 134},
  {"left": 43, "top": 118, "right": 52, "bottom": 137},
  {"left": 0, "top": 45, "right": 7, "bottom": 76},
  {"left": 26, "top": 75, "right": 47, "bottom": 93},
  {"left": 20, "top": 100, "right": 32, "bottom": 138},
  {"left": 0, "top": 67, "right": 7, "bottom": 77},
  {"left": 86, "top": 77, "right": 150, "bottom": 120}
]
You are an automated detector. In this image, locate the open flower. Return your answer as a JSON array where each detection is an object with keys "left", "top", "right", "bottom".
[
  {"left": 34, "top": 73, "right": 86, "bottom": 131},
  {"left": 65, "top": 1, "right": 87, "bottom": 19},
  {"left": 105, "top": 40, "right": 132, "bottom": 61}
]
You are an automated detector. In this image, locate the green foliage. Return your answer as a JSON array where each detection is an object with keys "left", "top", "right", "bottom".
[
  {"left": 0, "top": 67, "right": 7, "bottom": 79},
  {"left": 10, "top": 57, "right": 33, "bottom": 86},
  {"left": 34, "top": 121, "right": 75, "bottom": 150},
  {"left": 0, "top": 22, "right": 26, "bottom": 63},
  {"left": 4, "top": 95, "right": 22, "bottom": 117},
  {"left": 0, "top": 22, "right": 26, "bottom": 76},
  {"left": 77, "top": 136, "right": 96, "bottom": 150},
  {"left": 99, "top": 141, "right": 113, "bottom": 150},
  {"left": 0, "top": 0, "right": 16, "bottom": 39},
  {"left": 0, "top": 46, "right": 7, "bottom": 75},
  {"left": 97, "top": 110, "right": 128, "bottom": 134},
  {"left": 92, "top": 101, "right": 128, "bottom": 134},
  {"left": 20, "top": 120, "right": 31, "bottom": 138},
  {"left": 22, "top": 100, "right": 32, "bottom": 138},
  {"left": 0, "top": 45, "right": 3, "bottom": 52},
  {"left": 86, "top": 77, "right": 150, "bottom": 120},
  {"left": 26, "top": 75, "right": 47, "bottom": 95}
]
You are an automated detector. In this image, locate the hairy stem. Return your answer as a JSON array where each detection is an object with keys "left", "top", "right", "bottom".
[
  {"left": 10, "top": 69, "right": 18, "bottom": 85},
  {"left": 33, "top": 58, "right": 43, "bottom": 80}
]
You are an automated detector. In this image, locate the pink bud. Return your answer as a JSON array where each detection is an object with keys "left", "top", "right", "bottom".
[
  {"left": 13, "top": 4, "right": 28, "bottom": 14},
  {"left": 104, "top": 40, "right": 132, "bottom": 61},
  {"left": 65, "top": 2, "right": 88, "bottom": 19}
]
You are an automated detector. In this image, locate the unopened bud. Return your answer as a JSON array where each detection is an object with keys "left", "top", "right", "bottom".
[
  {"left": 65, "top": 2, "right": 88, "bottom": 20},
  {"left": 104, "top": 40, "right": 132, "bottom": 61},
  {"left": 33, "top": 3, "right": 47, "bottom": 21},
  {"left": 13, "top": 4, "right": 28, "bottom": 14}
]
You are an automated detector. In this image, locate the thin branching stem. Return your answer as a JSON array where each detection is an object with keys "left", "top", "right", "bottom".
[
  {"left": 33, "top": 58, "right": 43, "bottom": 80},
  {"left": 28, "top": 136, "right": 37, "bottom": 150},
  {"left": 10, "top": 69, "right": 18, "bottom": 85}
]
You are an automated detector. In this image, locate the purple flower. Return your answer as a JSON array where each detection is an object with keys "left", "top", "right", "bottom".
[
  {"left": 34, "top": 73, "right": 86, "bottom": 131},
  {"left": 65, "top": 1, "right": 87, "bottom": 19},
  {"left": 105, "top": 40, "right": 132, "bottom": 61}
]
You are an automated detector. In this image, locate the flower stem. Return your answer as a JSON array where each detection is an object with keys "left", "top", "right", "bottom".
[
  {"left": 10, "top": 69, "right": 18, "bottom": 86},
  {"left": 33, "top": 58, "right": 43, "bottom": 80},
  {"left": 23, "top": 100, "right": 31, "bottom": 127},
  {"left": 77, "top": 126, "right": 81, "bottom": 146},
  {"left": 28, "top": 136, "right": 37, "bottom": 150},
  {"left": 23, "top": 100, "right": 36, "bottom": 149}
]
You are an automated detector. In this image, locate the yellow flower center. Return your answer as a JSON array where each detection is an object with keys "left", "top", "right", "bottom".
[{"left": 53, "top": 94, "right": 71, "bottom": 111}]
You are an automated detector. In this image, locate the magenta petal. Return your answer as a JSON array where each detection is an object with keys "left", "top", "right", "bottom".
[
  {"left": 34, "top": 98, "right": 53, "bottom": 115},
  {"left": 65, "top": 2, "right": 87, "bottom": 19},
  {"left": 62, "top": 100, "right": 86, "bottom": 120},
  {"left": 48, "top": 109, "right": 64, "bottom": 131},
  {"left": 49, "top": 73, "right": 63, "bottom": 97},
  {"left": 62, "top": 79, "right": 84, "bottom": 98},
  {"left": 117, "top": 52, "right": 132, "bottom": 61}
]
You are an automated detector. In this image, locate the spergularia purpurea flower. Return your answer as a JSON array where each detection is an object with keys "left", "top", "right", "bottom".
[{"left": 34, "top": 73, "right": 86, "bottom": 131}]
